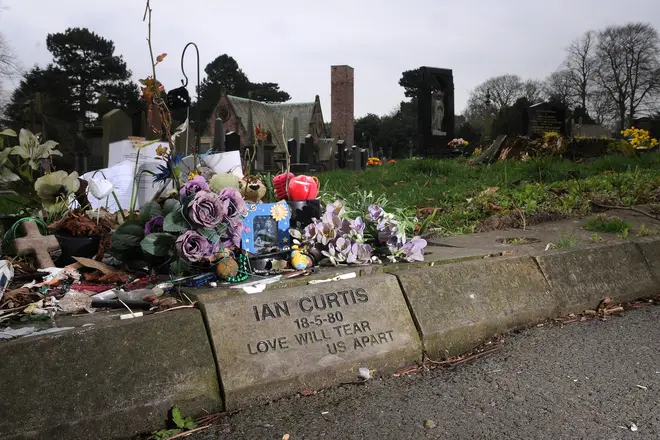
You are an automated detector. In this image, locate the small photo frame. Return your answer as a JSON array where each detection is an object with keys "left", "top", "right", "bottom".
[{"left": 241, "top": 202, "right": 291, "bottom": 254}]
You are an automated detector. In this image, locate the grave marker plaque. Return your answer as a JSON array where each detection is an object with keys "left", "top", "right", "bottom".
[
  {"left": 202, "top": 275, "right": 421, "bottom": 410},
  {"left": 526, "top": 102, "right": 566, "bottom": 138}
]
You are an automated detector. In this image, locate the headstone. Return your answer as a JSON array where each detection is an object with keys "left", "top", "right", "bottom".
[
  {"left": 201, "top": 274, "right": 422, "bottom": 410},
  {"left": 101, "top": 109, "right": 132, "bottom": 168},
  {"left": 331, "top": 65, "right": 355, "bottom": 148},
  {"left": 264, "top": 144, "right": 276, "bottom": 170},
  {"left": 255, "top": 140, "right": 265, "bottom": 172},
  {"left": 351, "top": 146, "right": 361, "bottom": 171},
  {"left": 293, "top": 117, "right": 300, "bottom": 163},
  {"left": 225, "top": 131, "right": 240, "bottom": 152},
  {"left": 417, "top": 67, "right": 455, "bottom": 157},
  {"left": 13, "top": 221, "right": 60, "bottom": 268},
  {"left": 360, "top": 148, "right": 368, "bottom": 169},
  {"left": 337, "top": 140, "right": 346, "bottom": 169},
  {"left": 302, "top": 135, "right": 313, "bottom": 165},
  {"left": 525, "top": 102, "right": 567, "bottom": 138},
  {"left": 287, "top": 139, "right": 298, "bottom": 164},
  {"left": 212, "top": 119, "right": 226, "bottom": 153}
]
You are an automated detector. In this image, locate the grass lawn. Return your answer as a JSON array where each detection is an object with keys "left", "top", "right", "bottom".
[{"left": 318, "top": 153, "right": 660, "bottom": 236}]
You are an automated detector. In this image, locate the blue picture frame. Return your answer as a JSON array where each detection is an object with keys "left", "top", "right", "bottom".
[{"left": 241, "top": 202, "right": 291, "bottom": 254}]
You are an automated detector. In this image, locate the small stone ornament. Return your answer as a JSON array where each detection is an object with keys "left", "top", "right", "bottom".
[{"left": 13, "top": 221, "right": 60, "bottom": 268}]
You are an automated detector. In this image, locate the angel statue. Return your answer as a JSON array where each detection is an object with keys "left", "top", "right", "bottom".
[{"left": 431, "top": 90, "right": 446, "bottom": 136}]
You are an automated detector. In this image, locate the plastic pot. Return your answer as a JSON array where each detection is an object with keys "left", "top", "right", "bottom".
[{"left": 55, "top": 233, "right": 100, "bottom": 266}]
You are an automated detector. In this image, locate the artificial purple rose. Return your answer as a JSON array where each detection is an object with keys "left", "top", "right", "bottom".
[
  {"left": 144, "top": 215, "right": 164, "bottom": 235},
  {"left": 333, "top": 237, "right": 352, "bottom": 259},
  {"left": 401, "top": 237, "right": 427, "bottom": 262},
  {"left": 350, "top": 217, "right": 365, "bottom": 235},
  {"left": 326, "top": 201, "right": 345, "bottom": 217},
  {"left": 221, "top": 217, "right": 244, "bottom": 248},
  {"left": 315, "top": 220, "right": 338, "bottom": 245},
  {"left": 219, "top": 187, "right": 247, "bottom": 222},
  {"left": 303, "top": 221, "right": 318, "bottom": 241},
  {"left": 188, "top": 190, "right": 226, "bottom": 228},
  {"left": 367, "top": 205, "right": 384, "bottom": 222},
  {"left": 377, "top": 221, "right": 398, "bottom": 243},
  {"left": 175, "top": 230, "right": 212, "bottom": 262},
  {"left": 180, "top": 175, "right": 209, "bottom": 200}
]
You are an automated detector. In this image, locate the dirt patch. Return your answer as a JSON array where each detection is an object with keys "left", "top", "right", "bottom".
[{"left": 496, "top": 237, "right": 541, "bottom": 245}]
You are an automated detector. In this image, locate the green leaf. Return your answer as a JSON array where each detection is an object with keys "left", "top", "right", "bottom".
[
  {"left": 171, "top": 407, "right": 184, "bottom": 429},
  {"left": 140, "top": 233, "right": 176, "bottom": 257},
  {"left": 152, "top": 428, "right": 182, "bottom": 439},
  {"left": 111, "top": 220, "right": 145, "bottom": 251},
  {"left": 0, "top": 129, "right": 17, "bottom": 137},
  {"left": 140, "top": 201, "right": 163, "bottom": 222},
  {"left": 163, "top": 210, "right": 189, "bottom": 233},
  {"left": 170, "top": 258, "right": 191, "bottom": 276},
  {"left": 162, "top": 198, "right": 181, "bottom": 216},
  {"left": 197, "top": 227, "right": 219, "bottom": 241}
]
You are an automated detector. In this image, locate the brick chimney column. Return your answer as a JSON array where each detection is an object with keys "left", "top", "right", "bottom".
[{"left": 331, "top": 65, "right": 354, "bottom": 148}]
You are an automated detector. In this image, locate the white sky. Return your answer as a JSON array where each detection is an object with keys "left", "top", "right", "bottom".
[{"left": 2, "top": 0, "right": 660, "bottom": 121}]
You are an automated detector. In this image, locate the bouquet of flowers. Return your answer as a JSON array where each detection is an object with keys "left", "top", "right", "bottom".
[
  {"left": 448, "top": 138, "right": 469, "bottom": 150},
  {"left": 111, "top": 175, "right": 247, "bottom": 275},
  {"left": 367, "top": 157, "right": 383, "bottom": 166},
  {"left": 290, "top": 201, "right": 427, "bottom": 266}
]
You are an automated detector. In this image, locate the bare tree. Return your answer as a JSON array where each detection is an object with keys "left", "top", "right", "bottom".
[
  {"left": 595, "top": 22, "right": 660, "bottom": 129},
  {"left": 521, "top": 79, "right": 545, "bottom": 103},
  {"left": 565, "top": 31, "right": 597, "bottom": 110},
  {"left": 470, "top": 74, "right": 524, "bottom": 109},
  {"left": 543, "top": 69, "right": 574, "bottom": 107}
]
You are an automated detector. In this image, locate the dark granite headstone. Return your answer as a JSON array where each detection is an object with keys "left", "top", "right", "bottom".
[
  {"left": 525, "top": 102, "right": 567, "bottom": 138},
  {"left": 417, "top": 67, "right": 455, "bottom": 157},
  {"left": 225, "top": 131, "right": 240, "bottom": 152},
  {"left": 255, "top": 140, "right": 265, "bottom": 172},
  {"left": 264, "top": 144, "right": 276, "bottom": 170},
  {"left": 351, "top": 146, "right": 361, "bottom": 171},
  {"left": 287, "top": 138, "right": 298, "bottom": 163},
  {"left": 360, "top": 148, "right": 368, "bottom": 169},
  {"left": 337, "top": 140, "right": 346, "bottom": 169},
  {"left": 301, "top": 134, "right": 313, "bottom": 164}
]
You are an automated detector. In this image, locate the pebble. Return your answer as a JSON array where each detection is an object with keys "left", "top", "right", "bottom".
[{"left": 424, "top": 419, "right": 437, "bottom": 429}]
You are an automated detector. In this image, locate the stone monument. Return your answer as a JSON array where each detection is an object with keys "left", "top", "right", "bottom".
[
  {"left": 331, "top": 65, "right": 355, "bottom": 148},
  {"left": 417, "top": 67, "right": 455, "bottom": 157}
]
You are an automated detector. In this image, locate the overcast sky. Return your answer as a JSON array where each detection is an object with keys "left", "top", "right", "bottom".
[{"left": 2, "top": 0, "right": 660, "bottom": 121}]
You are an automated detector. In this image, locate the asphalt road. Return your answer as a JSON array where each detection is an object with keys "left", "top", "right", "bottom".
[{"left": 189, "top": 306, "right": 660, "bottom": 440}]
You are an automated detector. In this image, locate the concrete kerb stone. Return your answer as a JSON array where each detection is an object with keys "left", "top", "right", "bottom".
[
  {"left": 198, "top": 273, "right": 422, "bottom": 411},
  {"left": 0, "top": 309, "right": 222, "bottom": 440},
  {"left": 393, "top": 256, "right": 558, "bottom": 360},
  {"left": 533, "top": 241, "right": 657, "bottom": 315},
  {"left": 635, "top": 236, "right": 660, "bottom": 282}
]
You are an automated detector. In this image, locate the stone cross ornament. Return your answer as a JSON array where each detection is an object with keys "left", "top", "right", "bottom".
[{"left": 13, "top": 221, "right": 60, "bottom": 268}]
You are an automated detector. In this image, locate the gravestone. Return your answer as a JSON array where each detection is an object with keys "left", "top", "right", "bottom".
[
  {"left": 318, "top": 138, "right": 335, "bottom": 171},
  {"left": 101, "top": 110, "right": 132, "bottom": 168},
  {"left": 417, "top": 67, "right": 455, "bottom": 157},
  {"left": 337, "top": 140, "right": 347, "bottom": 169},
  {"left": 351, "top": 146, "right": 361, "bottom": 171},
  {"left": 225, "top": 131, "right": 240, "bottom": 152},
  {"left": 212, "top": 119, "right": 225, "bottom": 153},
  {"left": 293, "top": 117, "right": 300, "bottom": 163},
  {"left": 287, "top": 139, "right": 298, "bottom": 164},
  {"left": 360, "top": 148, "right": 368, "bottom": 169},
  {"left": 525, "top": 102, "right": 567, "bottom": 138},
  {"left": 301, "top": 134, "right": 313, "bottom": 164},
  {"left": 201, "top": 274, "right": 422, "bottom": 410},
  {"left": 255, "top": 140, "right": 265, "bottom": 172}
]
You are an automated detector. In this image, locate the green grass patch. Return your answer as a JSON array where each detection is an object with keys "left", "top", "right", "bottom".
[
  {"left": 584, "top": 215, "right": 633, "bottom": 234},
  {"left": 318, "top": 153, "right": 660, "bottom": 236},
  {"left": 556, "top": 233, "right": 578, "bottom": 248}
]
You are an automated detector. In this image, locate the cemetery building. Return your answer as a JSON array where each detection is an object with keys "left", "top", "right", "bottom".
[{"left": 209, "top": 93, "right": 326, "bottom": 152}]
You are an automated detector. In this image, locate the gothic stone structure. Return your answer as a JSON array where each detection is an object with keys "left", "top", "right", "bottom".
[{"left": 209, "top": 94, "right": 325, "bottom": 152}]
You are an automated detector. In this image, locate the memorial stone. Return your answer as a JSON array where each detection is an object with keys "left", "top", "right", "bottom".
[
  {"left": 525, "top": 102, "right": 567, "bottom": 138},
  {"left": 202, "top": 274, "right": 421, "bottom": 410}
]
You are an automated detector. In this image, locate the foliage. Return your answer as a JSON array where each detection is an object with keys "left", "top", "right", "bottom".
[
  {"left": 620, "top": 127, "right": 659, "bottom": 150},
  {"left": 637, "top": 224, "right": 660, "bottom": 237},
  {"left": 584, "top": 215, "right": 632, "bottom": 234},
  {"left": 196, "top": 54, "right": 291, "bottom": 133},
  {"left": 152, "top": 406, "right": 197, "bottom": 439},
  {"left": 556, "top": 233, "right": 578, "bottom": 248},
  {"left": 4, "top": 28, "right": 140, "bottom": 136},
  {"left": 318, "top": 152, "right": 660, "bottom": 236}
]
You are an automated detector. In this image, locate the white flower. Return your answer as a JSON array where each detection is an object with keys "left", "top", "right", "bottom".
[
  {"left": 0, "top": 147, "right": 19, "bottom": 183},
  {"left": 11, "top": 129, "right": 62, "bottom": 170},
  {"left": 86, "top": 177, "right": 115, "bottom": 200}
]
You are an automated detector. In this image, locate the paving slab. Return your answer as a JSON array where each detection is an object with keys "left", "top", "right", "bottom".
[
  {"left": 0, "top": 309, "right": 221, "bottom": 440},
  {"left": 200, "top": 274, "right": 421, "bottom": 410},
  {"left": 534, "top": 242, "right": 657, "bottom": 314},
  {"left": 394, "top": 256, "right": 557, "bottom": 360}
]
